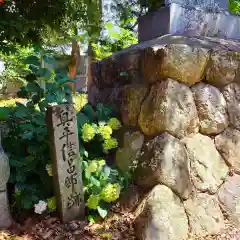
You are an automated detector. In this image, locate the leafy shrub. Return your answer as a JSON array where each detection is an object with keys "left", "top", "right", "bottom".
[
  {"left": 1, "top": 51, "right": 74, "bottom": 213},
  {"left": 77, "top": 103, "right": 125, "bottom": 219},
  {"left": 1, "top": 50, "right": 126, "bottom": 220}
]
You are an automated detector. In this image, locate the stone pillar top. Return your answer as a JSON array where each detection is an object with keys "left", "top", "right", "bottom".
[{"left": 165, "top": 0, "right": 229, "bottom": 12}]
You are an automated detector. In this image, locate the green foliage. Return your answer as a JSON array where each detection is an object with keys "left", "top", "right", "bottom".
[
  {"left": 1, "top": 50, "right": 74, "bottom": 212},
  {"left": 229, "top": 0, "right": 240, "bottom": 13},
  {"left": 92, "top": 23, "right": 138, "bottom": 60},
  {"left": 0, "top": 0, "right": 102, "bottom": 48},
  {"left": 77, "top": 103, "right": 125, "bottom": 219},
  {"left": 0, "top": 45, "right": 34, "bottom": 93}
]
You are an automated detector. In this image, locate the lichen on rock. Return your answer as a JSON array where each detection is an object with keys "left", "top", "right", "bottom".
[
  {"left": 192, "top": 82, "right": 228, "bottom": 135},
  {"left": 138, "top": 78, "right": 199, "bottom": 138},
  {"left": 134, "top": 185, "right": 189, "bottom": 240},
  {"left": 181, "top": 133, "right": 228, "bottom": 194},
  {"left": 135, "top": 132, "right": 192, "bottom": 199}
]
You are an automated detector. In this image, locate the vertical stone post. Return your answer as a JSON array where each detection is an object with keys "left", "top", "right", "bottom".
[
  {"left": 0, "top": 134, "right": 12, "bottom": 229},
  {"left": 46, "top": 104, "right": 85, "bottom": 223}
]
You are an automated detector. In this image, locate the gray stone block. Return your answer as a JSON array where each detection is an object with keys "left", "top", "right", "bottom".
[{"left": 138, "top": 1, "right": 240, "bottom": 42}]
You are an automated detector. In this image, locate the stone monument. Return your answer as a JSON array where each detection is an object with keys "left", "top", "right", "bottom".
[
  {"left": 138, "top": 0, "right": 240, "bottom": 42},
  {"left": 46, "top": 104, "right": 84, "bottom": 223},
  {"left": 0, "top": 133, "right": 12, "bottom": 229}
]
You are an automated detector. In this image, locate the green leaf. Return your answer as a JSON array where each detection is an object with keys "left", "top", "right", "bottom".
[
  {"left": 20, "top": 123, "right": 33, "bottom": 130},
  {"left": 96, "top": 103, "right": 113, "bottom": 122},
  {"left": 81, "top": 104, "right": 96, "bottom": 121},
  {"left": 22, "top": 131, "right": 34, "bottom": 140},
  {"left": 97, "top": 206, "right": 108, "bottom": 219},
  {"left": 90, "top": 176, "right": 101, "bottom": 187},
  {"left": 38, "top": 67, "right": 52, "bottom": 79},
  {"left": 14, "top": 106, "right": 29, "bottom": 118},
  {"left": 88, "top": 215, "right": 96, "bottom": 223},
  {"left": 103, "top": 166, "right": 111, "bottom": 179},
  {"left": 26, "top": 73, "right": 37, "bottom": 82},
  {"left": 77, "top": 112, "right": 89, "bottom": 128},
  {"left": 34, "top": 115, "right": 45, "bottom": 126},
  {"left": 0, "top": 107, "right": 11, "bottom": 120},
  {"left": 24, "top": 55, "right": 40, "bottom": 66}
]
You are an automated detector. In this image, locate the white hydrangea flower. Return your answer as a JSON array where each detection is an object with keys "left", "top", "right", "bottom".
[{"left": 34, "top": 200, "right": 47, "bottom": 214}]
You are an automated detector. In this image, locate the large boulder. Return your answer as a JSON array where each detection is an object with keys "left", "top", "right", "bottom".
[
  {"left": 215, "top": 128, "right": 240, "bottom": 174},
  {"left": 191, "top": 83, "right": 228, "bottom": 135},
  {"left": 134, "top": 185, "right": 189, "bottom": 240},
  {"left": 206, "top": 50, "right": 240, "bottom": 87},
  {"left": 138, "top": 78, "right": 199, "bottom": 138},
  {"left": 184, "top": 192, "right": 225, "bottom": 237},
  {"left": 218, "top": 175, "right": 240, "bottom": 227},
  {"left": 121, "top": 84, "right": 148, "bottom": 126},
  {"left": 115, "top": 131, "right": 144, "bottom": 172},
  {"left": 142, "top": 44, "right": 209, "bottom": 85},
  {"left": 222, "top": 83, "right": 240, "bottom": 130},
  {"left": 135, "top": 133, "right": 192, "bottom": 199},
  {"left": 181, "top": 134, "right": 228, "bottom": 194}
]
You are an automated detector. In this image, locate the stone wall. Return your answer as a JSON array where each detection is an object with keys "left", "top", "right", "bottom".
[{"left": 90, "top": 35, "right": 240, "bottom": 239}]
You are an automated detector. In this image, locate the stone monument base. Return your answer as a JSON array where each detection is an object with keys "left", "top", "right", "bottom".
[{"left": 138, "top": 3, "right": 240, "bottom": 42}]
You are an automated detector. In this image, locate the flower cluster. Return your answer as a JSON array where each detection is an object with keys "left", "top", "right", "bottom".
[
  {"left": 34, "top": 200, "right": 47, "bottom": 214},
  {"left": 82, "top": 124, "right": 95, "bottom": 142},
  {"left": 98, "top": 125, "right": 112, "bottom": 139},
  {"left": 46, "top": 164, "right": 53, "bottom": 177},
  {"left": 107, "top": 118, "right": 122, "bottom": 130},
  {"left": 87, "top": 195, "right": 100, "bottom": 210},
  {"left": 47, "top": 197, "right": 57, "bottom": 211},
  {"left": 103, "top": 138, "right": 118, "bottom": 152},
  {"left": 100, "top": 183, "right": 121, "bottom": 203}
]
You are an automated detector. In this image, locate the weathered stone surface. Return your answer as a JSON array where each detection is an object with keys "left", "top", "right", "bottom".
[
  {"left": 135, "top": 133, "right": 192, "bottom": 199},
  {"left": 181, "top": 134, "right": 228, "bottom": 194},
  {"left": 206, "top": 51, "right": 240, "bottom": 87},
  {"left": 0, "top": 144, "right": 10, "bottom": 191},
  {"left": 46, "top": 104, "right": 84, "bottom": 223},
  {"left": 116, "top": 131, "right": 144, "bottom": 172},
  {"left": 142, "top": 45, "right": 209, "bottom": 85},
  {"left": 215, "top": 128, "right": 240, "bottom": 174},
  {"left": 100, "top": 52, "right": 141, "bottom": 86},
  {"left": 121, "top": 84, "right": 148, "bottom": 126},
  {"left": 134, "top": 185, "right": 189, "bottom": 240},
  {"left": 223, "top": 83, "right": 240, "bottom": 130},
  {"left": 184, "top": 192, "right": 225, "bottom": 237},
  {"left": 117, "top": 184, "right": 143, "bottom": 212},
  {"left": 0, "top": 191, "right": 12, "bottom": 228},
  {"left": 138, "top": 78, "right": 199, "bottom": 138},
  {"left": 192, "top": 83, "right": 228, "bottom": 135},
  {"left": 218, "top": 175, "right": 240, "bottom": 227},
  {"left": 161, "top": 45, "right": 209, "bottom": 85}
]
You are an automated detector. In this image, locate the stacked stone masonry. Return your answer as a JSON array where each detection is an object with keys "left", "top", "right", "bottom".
[{"left": 89, "top": 35, "right": 240, "bottom": 239}]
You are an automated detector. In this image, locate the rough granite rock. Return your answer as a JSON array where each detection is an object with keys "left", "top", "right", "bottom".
[
  {"left": 115, "top": 131, "right": 144, "bottom": 172},
  {"left": 218, "top": 175, "right": 240, "bottom": 227},
  {"left": 135, "top": 133, "right": 192, "bottom": 199},
  {"left": 121, "top": 84, "right": 148, "bottom": 126},
  {"left": 192, "top": 83, "right": 228, "bottom": 135},
  {"left": 215, "top": 128, "right": 240, "bottom": 174},
  {"left": 206, "top": 51, "right": 240, "bottom": 87},
  {"left": 181, "top": 134, "right": 228, "bottom": 194},
  {"left": 184, "top": 192, "right": 225, "bottom": 237},
  {"left": 138, "top": 78, "right": 199, "bottom": 138},
  {"left": 222, "top": 83, "right": 240, "bottom": 130},
  {"left": 134, "top": 185, "right": 189, "bottom": 240},
  {"left": 142, "top": 44, "right": 209, "bottom": 85}
]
